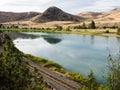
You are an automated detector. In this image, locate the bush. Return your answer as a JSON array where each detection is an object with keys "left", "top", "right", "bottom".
[
  {"left": 105, "top": 30, "right": 109, "bottom": 33},
  {"left": 117, "top": 28, "right": 120, "bottom": 35},
  {"left": 89, "top": 21, "right": 96, "bottom": 29},
  {"left": 55, "top": 25, "right": 62, "bottom": 31},
  {"left": 44, "top": 61, "right": 62, "bottom": 68}
]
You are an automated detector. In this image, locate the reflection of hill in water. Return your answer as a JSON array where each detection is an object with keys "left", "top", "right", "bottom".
[
  {"left": 5, "top": 32, "right": 62, "bottom": 44},
  {"left": 5, "top": 32, "right": 39, "bottom": 40},
  {"left": 43, "top": 37, "right": 62, "bottom": 44},
  {"left": 41, "top": 35, "right": 62, "bottom": 44}
]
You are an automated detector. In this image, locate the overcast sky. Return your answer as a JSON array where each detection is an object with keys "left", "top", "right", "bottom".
[{"left": 0, "top": 0, "right": 120, "bottom": 14}]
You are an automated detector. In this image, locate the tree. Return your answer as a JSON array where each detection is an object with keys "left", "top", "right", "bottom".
[
  {"left": 66, "top": 26, "right": 71, "bottom": 31},
  {"left": 107, "top": 54, "right": 120, "bottom": 90},
  {"left": 89, "top": 21, "right": 96, "bottom": 29},
  {"left": 117, "top": 28, "right": 120, "bottom": 35},
  {"left": 82, "top": 22, "right": 87, "bottom": 29},
  {"left": 0, "top": 24, "right": 3, "bottom": 28},
  {"left": 55, "top": 25, "right": 62, "bottom": 31}
]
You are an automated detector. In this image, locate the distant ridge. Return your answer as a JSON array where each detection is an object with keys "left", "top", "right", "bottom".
[
  {"left": 33, "top": 6, "right": 82, "bottom": 23},
  {"left": 0, "top": 12, "right": 40, "bottom": 23}
]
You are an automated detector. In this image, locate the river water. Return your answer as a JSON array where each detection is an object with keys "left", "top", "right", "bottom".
[{"left": 11, "top": 32, "right": 120, "bottom": 83}]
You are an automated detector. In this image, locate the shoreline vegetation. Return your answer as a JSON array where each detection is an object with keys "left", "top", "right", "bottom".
[{"left": 0, "top": 28, "right": 120, "bottom": 37}]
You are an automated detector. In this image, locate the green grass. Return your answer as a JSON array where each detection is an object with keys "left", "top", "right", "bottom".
[
  {"left": 23, "top": 54, "right": 67, "bottom": 73},
  {"left": 23, "top": 54, "right": 82, "bottom": 77},
  {"left": 0, "top": 28, "right": 55, "bottom": 33},
  {"left": 1, "top": 28, "right": 119, "bottom": 38}
]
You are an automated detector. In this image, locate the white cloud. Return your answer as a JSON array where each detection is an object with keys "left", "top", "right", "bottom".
[
  {"left": 0, "top": 0, "right": 53, "bottom": 12},
  {"left": 0, "top": 0, "right": 120, "bottom": 13},
  {"left": 75, "top": 0, "right": 120, "bottom": 13}
]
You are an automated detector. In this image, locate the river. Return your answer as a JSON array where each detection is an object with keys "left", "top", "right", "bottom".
[{"left": 10, "top": 32, "right": 120, "bottom": 83}]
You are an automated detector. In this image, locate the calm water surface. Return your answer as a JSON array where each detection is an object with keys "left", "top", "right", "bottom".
[{"left": 11, "top": 32, "right": 120, "bottom": 83}]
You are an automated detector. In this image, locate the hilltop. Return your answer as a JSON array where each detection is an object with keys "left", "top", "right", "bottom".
[{"left": 33, "top": 6, "right": 82, "bottom": 23}]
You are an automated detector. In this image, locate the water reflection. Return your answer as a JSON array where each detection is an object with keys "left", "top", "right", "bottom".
[
  {"left": 35, "top": 34, "right": 62, "bottom": 44},
  {"left": 43, "top": 37, "right": 62, "bottom": 44},
  {"left": 116, "top": 37, "right": 120, "bottom": 52},
  {"left": 5, "top": 32, "right": 40, "bottom": 40},
  {"left": 90, "top": 35, "right": 95, "bottom": 45}
]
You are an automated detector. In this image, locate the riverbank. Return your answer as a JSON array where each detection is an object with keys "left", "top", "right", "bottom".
[
  {"left": 0, "top": 28, "right": 120, "bottom": 37},
  {"left": 55, "top": 29, "right": 120, "bottom": 37}
]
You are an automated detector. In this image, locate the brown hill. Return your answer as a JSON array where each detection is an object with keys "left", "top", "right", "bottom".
[
  {"left": 0, "top": 12, "right": 40, "bottom": 23},
  {"left": 77, "top": 8, "right": 120, "bottom": 21},
  {"left": 77, "top": 12, "right": 102, "bottom": 20},
  {"left": 33, "top": 6, "right": 82, "bottom": 23},
  {"left": 96, "top": 8, "right": 120, "bottom": 21},
  {"left": 77, "top": 8, "right": 120, "bottom": 27}
]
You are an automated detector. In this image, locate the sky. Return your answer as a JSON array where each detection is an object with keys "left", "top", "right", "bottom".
[{"left": 0, "top": 0, "right": 120, "bottom": 14}]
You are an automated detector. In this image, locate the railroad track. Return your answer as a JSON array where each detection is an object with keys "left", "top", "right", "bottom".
[{"left": 23, "top": 58, "right": 81, "bottom": 90}]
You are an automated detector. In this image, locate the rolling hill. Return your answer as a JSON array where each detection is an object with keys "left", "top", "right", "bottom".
[{"left": 78, "top": 8, "right": 120, "bottom": 21}]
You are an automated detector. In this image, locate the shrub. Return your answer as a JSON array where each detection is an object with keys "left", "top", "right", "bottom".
[
  {"left": 55, "top": 25, "right": 62, "bottom": 31},
  {"left": 105, "top": 30, "right": 109, "bottom": 33},
  {"left": 89, "top": 21, "right": 96, "bottom": 29},
  {"left": 117, "top": 28, "right": 120, "bottom": 35}
]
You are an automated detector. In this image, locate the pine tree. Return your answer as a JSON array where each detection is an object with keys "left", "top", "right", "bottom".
[
  {"left": 117, "top": 28, "right": 120, "bottom": 35},
  {"left": 89, "top": 21, "right": 96, "bottom": 29},
  {"left": 82, "top": 22, "right": 87, "bottom": 29}
]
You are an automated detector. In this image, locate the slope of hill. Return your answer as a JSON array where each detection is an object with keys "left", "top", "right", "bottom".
[
  {"left": 0, "top": 12, "right": 40, "bottom": 23},
  {"left": 33, "top": 6, "right": 82, "bottom": 23},
  {"left": 96, "top": 8, "right": 120, "bottom": 21},
  {"left": 77, "top": 8, "right": 120, "bottom": 21},
  {"left": 76, "top": 8, "right": 120, "bottom": 27},
  {"left": 77, "top": 12, "right": 102, "bottom": 20}
]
